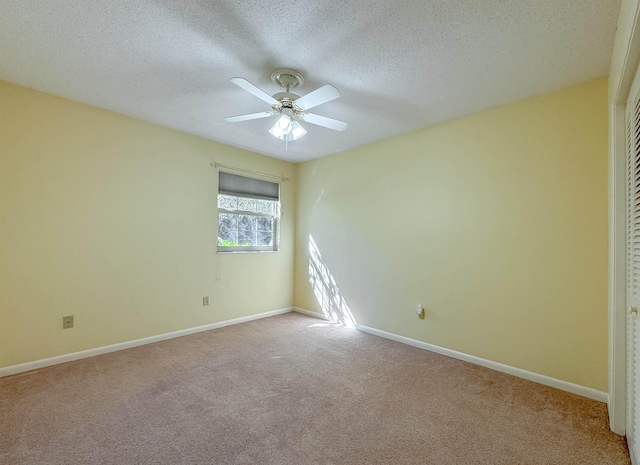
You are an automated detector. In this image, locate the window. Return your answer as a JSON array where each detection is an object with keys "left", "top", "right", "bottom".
[{"left": 217, "top": 172, "right": 280, "bottom": 252}]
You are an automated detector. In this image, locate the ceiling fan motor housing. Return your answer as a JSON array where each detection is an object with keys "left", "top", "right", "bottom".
[
  {"left": 271, "top": 93, "right": 305, "bottom": 120},
  {"left": 272, "top": 93, "right": 301, "bottom": 103}
]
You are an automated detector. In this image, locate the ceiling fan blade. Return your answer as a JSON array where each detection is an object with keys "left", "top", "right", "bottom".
[
  {"left": 294, "top": 84, "right": 340, "bottom": 110},
  {"left": 230, "top": 77, "right": 278, "bottom": 106},
  {"left": 224, "top": 111, "right": 273, "bottom": 123},
  {"left": 303, "top": 113, "right": 348, "bottom": 131}
]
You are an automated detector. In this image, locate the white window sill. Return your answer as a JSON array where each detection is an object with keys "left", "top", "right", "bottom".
[{"left": 216, "top": 250, "right": 279, "bottom": 254}]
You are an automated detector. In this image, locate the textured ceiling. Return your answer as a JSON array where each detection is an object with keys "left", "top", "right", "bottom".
[{"left": 0, "top": 1, "right": 621, "bottom": 162}]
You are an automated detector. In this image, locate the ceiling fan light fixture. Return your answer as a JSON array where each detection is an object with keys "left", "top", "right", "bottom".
[
  {"left": 277, "top": 115, "right": 292, "bottom": 133},
  {"left": 269, "top": 115, "right": 291, "bottom": 139},
  {"left": 269, "top": 116, "right": 306, "bottom": 141},
  {"left": 290, "top": 120, "right": 306, "bottom": 140}
]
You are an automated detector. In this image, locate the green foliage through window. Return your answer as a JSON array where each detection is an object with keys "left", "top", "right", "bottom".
[{"left": 218, "top": 239, "right": 252, "bottom": 247}]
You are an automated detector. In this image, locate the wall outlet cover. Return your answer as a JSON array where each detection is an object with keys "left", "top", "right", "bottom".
[{"left": 62, "top": 315, "right": 74, "bottom": 329}]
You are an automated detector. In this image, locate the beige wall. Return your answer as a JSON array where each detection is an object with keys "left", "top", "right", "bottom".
[
  {"left": 294, "top": 78, "right": 609, "bottom": 391},
  {"left": 0, "top": 80, "right": 295, "bottom": 368},
  {"left": 1, "top": 77, "right": 610, "bottom": 393}
]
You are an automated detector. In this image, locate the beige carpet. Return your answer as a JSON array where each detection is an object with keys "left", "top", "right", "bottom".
[{"left": 0, "top": 312, "right": 630, "bottom": 464}]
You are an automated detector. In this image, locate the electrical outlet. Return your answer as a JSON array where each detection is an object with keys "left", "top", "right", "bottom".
[
  {"left": 62, "top": 315, "right": 74, "bottom": 329},
  {"left": 203, "top": 296, "right": 210, "bottom": 306}
]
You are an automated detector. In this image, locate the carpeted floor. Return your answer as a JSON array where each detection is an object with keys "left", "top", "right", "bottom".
[{"left": 0, "top": 312, "right": 631, "bottom": 464}]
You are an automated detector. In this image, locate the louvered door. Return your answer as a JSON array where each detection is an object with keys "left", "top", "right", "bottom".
[{"left": 626, "top": 66, "right": 640, "bottom": 461}]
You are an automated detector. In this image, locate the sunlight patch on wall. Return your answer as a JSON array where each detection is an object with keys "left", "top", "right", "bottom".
[{"left": 308, "top": 236, "right": 355, "bottom": 327}]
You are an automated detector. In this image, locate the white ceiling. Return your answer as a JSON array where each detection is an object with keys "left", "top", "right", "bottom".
[{"left": 0, "top": 1, "right": 621, "bottom": 162}]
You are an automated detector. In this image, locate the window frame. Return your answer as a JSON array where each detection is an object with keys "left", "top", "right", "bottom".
[{"left": 217, "top": 190, "right": 281, "bottom": 253}]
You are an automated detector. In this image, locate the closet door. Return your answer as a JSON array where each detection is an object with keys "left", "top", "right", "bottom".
[{"left": 626, "top": 65, "right": 640, "bottom": 461}]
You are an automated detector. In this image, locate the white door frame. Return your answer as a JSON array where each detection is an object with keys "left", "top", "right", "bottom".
[{"left": 609, "top": 0, "right": 640, "bottom": 436}]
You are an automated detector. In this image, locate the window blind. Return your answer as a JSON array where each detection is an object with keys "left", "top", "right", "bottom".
[
  {"left": 218, "top": 172, "right": 279, "bottom": 201},
  {"left": 625, "top": 58, "right": 640, "bottom": 458},
  {"left": 629, "top": 95, "right": 640, "bottom": 302}
]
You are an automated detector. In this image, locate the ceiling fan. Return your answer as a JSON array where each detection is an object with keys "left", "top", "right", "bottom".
[{"left": 224, "top": 69, "right": 347, "bottom": 148}]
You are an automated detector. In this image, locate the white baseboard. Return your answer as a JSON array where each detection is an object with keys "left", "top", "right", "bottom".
[
  {"left": 0, "top": 307, "right": 293, "bottom": 378},
  {"left": 354, "top": 323, "right": 608, "bottom": 403},
  {"left": 292, "top": 307, "right": 329, "bottom": 320},
  {"left": 2, "top": 306, "right": 609, "bottom": 404}
]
